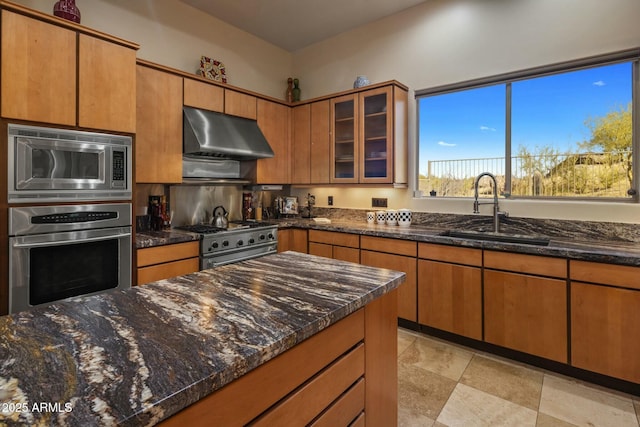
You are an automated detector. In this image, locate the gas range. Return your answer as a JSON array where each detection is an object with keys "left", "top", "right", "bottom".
[{"left": 175, "top": 221, "right": 278, "bottom": 269}]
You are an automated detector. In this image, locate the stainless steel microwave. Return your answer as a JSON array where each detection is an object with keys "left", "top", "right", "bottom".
[{"left": 8, "top": 124, "right": 132, "bottom": 203}]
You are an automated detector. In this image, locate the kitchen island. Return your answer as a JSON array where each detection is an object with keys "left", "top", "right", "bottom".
[{"left": 0, "top": 251, "right": 404, "bottom": 426}]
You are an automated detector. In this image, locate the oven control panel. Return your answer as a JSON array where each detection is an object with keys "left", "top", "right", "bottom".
[{"left": 32, "top": 211, "right": 118, "bottom": 224}]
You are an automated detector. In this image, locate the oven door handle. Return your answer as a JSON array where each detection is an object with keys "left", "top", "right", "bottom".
[{"left": 12, "top": 233, "right": 131, "bottom": 248}]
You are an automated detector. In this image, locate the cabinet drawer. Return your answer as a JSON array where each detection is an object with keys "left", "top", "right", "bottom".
[
  {"left": 570, "top": 260, "right": 640, "bottom": 290},
  {"left": 252, "top": 344, "right": 365, "bottom": 426},
  {"left": 137, "top": 258, "right": 199, "bottom": 285},
  {"left": 309, "top": 242, "right": 333, "bottom": 258},
  {"left": 309, "top": 230, "right": 359, "bottom": 248},
  {"left": 418, "top": 243, "right": 481, "bottom": 267},
  {"left": 485, "top": 251, "right": 566, "bottom": 278},
  {"left": 360, "top": 236, "right": 417, "bottom": 257},
  {"left": 333, "top": 246, "right": 360, "bottom": 263},
  {"left": 137, "top": 241, "right": 199, "bottom": 267},
  {"left": 310, "top": 378, "right": 364, "bottom": 427}
]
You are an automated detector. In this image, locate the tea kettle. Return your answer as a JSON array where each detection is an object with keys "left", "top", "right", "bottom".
[{"left": 212, "top": 205, "right": 228, "bottom": 228}]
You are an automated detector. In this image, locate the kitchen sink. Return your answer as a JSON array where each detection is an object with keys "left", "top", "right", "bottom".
[{"left": 440, "top": 230, "right": 551, "bottom": 246}]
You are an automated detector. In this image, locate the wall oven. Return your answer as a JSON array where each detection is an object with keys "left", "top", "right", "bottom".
[
  {"left": 8, "top": 203, "right": 132, "bottom": 314},
  {"left": 8, "top": 124, "right": 131, "bottom": 203}
]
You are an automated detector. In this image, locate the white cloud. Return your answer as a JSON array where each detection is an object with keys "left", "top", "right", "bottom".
[
  {"left": 438, "top": 141, "right": 456, "bottom": 147},
  {"left": 593, "top": 80, "right": 606, "bottom": 87},
  {"left": 480, "top": 126, "right": 496, "bottom": 132}
]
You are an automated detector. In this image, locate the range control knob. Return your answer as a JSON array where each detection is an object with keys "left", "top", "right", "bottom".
[
  {"left": 249, "top": 238, "right": 255, "bottom": 244},
  {"left": 259, "top": 234, "right": 266, "bottom": 240},
  {"left": 212, "top": 242, "right": 219, "bottom": 249},
  {"left": 267, "top": 233, "right": 274, "bottom": 240},
  {"left": 222, "top": 240, "right": 229, "bottom": 247},
  {"left": 237, "top": 240, "right": 244, "bottom": 246}
]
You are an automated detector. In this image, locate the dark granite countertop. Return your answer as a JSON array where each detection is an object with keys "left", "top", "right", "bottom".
[
  {"left": 0, "top": 251, "right": 404, "bottom": 426},
  {"left": 136, "top": 229, "right": 200, "bottom": 249},
  {"left": 273, "top": 218, "right": 640, "bottom": 266}
]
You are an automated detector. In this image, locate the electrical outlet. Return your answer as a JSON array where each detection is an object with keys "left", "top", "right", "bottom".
[
  {"left": 372, "top": 198, "right": 388, "bottom": 208},
  {"left": 328, "top": 196, "right": 333, "bottom": 206}
]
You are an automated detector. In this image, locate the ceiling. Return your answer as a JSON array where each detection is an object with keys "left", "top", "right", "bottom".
[{"left": 180, "top": 0, "right": 429, "bottom": 52}]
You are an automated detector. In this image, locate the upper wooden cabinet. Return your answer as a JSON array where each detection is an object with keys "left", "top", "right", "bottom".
[
  {"left": 1, "top": 9, "right": 137, "bottom": 132},
  {"left": 256, "top": 99, "right": 290, "bottom": 184},
  {"left": 2, "top": 10, "right": 76, "bottom": 126},
  {"left": 225, "top": 90, "right": 257, "bottom": 119},
  {"left": 78, "top": 35, "right": 137, "bottom": 133},
  {"left": 329, "top": 84, "right": 408, "bottom": 185},
  {"left": 291, "top": 100, "right": 331, "bottom": 185},
  {"left": 183, "top": 78, "right": 224, "bottom": 112},
  {"left": 136, "top": 64, "right": 183, "bottom": 183}
]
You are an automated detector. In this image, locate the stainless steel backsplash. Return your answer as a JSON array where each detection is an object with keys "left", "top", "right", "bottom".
[{"left": 170, "top": 185, "right": 244, "bottom": 226}]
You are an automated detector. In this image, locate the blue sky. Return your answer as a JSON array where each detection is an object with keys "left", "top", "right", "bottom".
[{"left": 418, "top": 62, "right": 632, "bottom": 173}]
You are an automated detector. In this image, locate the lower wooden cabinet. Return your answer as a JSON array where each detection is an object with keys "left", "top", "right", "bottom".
[
  {"left": 277, "top": 229, "right": 308, "bottom": 253},
  {"left": 360, "top": 236, "right": 417, "bottom": 322},
  {"left": 418, "top": 243, "right": 482, "bottom": 340},
  {"left": 137, "top": 241, "right": 199, "bottom": 285},
  {"left": 484, "top": 270, "right": 567, "bottom": 363},
  {"left": 570, "top": 261, "right": 640, "bottom": 383},
  {"left": 418, "top": 260, "right": 482, "bottom": 340},
  {"left": 308, "top": 230, "right": 360, "bottom": 263}
]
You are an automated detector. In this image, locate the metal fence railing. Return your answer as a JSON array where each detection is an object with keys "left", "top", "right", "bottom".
[{"left": 420, "top": 151, "right": 632, "bottom": 198}]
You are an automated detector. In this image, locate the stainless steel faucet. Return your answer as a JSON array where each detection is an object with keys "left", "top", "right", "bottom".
[{"left": 473, "top": 172, "right": 508, "bottom": 232}]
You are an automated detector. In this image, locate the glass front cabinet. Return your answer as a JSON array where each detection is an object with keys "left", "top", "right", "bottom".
[{"left": 330, "top": 84, "right": 407, "bottom": 185}]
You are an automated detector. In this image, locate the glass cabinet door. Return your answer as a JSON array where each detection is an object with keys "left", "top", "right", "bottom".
[
  {"left": 330, "top": 94, "right": 358, "bottom": 183},
  {"left": 360, "top": 87, "right": 392, "bottom": 183}
]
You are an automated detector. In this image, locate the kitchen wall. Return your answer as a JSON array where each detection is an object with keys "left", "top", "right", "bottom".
[
  {"left": 13, "top": 0, "right": 291, "bottom": 98},
  {"left": 290, "top": 0, "right": 640, "bottom": 224},
  {"left": 14, "top": 0, "right": 640, "bottom": 223}
]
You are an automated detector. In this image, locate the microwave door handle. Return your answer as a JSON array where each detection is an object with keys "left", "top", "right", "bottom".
[{"left": 12, "top": 233, "right": 131, "bottom": 249}]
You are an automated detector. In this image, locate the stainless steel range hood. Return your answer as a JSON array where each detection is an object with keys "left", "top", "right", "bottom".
[{"left": 183, "top": 106, "right": 274, "bottom": 160}]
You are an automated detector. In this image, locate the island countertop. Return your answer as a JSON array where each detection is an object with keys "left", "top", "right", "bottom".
[{"left": 0, "top": 251, "right": 405, "bottom": 426}]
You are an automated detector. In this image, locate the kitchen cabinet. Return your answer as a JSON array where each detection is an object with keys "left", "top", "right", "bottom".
[
  {"left": 360, "top": 236, "right": 417, "bottom": 322},
  {"left": 484, "top": 251, "right": 567, "bottom": 363},
  {"left": 570, "top": 261, "right": 640, "bottom": 383},
  {"left": 136, "top": 63, "right": 183, "bottom": 183},
  {"left": 292, "top": 101, "right": 331, "bottom": 185},
  {"left": 330, "top": 94, "right": 358, "bottom": 183},
  {"left": 1, "top": 9, "right": 137, "bottom": 132},
  {"left": 256, "top": 99, "right": 290, "bottom": 184},
  {"left": 308, "top": 230, "right": 359, "bottom": 263},
  {"left": 277, "top": 229, "right": 308, "bottom": 253},
  {"left": 137, "top": 241, "right": 199, "bottom": 285},
  {"left": 291, "top": 104, "right": 311, "bottom": 184},
  {"left": 418, "top": 243, "right": 482, "bottom": 340},
  {"left": 329, "top": 84, "right": 408, "bottom": 185},
  {"left": 225, "top": 89, "right": 257, "bottom": 119},
  {"left": 183, "top": 77, "right": 224, "bottom": 112}
]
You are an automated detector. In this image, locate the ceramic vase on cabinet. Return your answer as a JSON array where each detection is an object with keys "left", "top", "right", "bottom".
[
  {"left": 353, "top": 75, "right": 370, "bottom": 88},
  {"left": 54, "top": 0, "right": 81, "bottom": 23},
  {"left": 292, "top": 78, "right": 301, "bottom": 102}
]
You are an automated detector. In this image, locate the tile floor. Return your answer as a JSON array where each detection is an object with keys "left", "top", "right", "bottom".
[{"left": 397, "top": 328, "right": 640, "bottom": 427}]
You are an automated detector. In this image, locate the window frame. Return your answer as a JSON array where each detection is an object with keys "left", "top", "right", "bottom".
[{"left": 415, "top": 49, "right": 640, "bottom": 202}]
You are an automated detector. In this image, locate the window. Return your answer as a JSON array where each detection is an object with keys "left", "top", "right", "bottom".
[{"left": 417, "top": 51, "right": 638, "bottom": 200}]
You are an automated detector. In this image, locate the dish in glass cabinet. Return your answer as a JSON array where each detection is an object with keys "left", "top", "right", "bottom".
[{"left": 197, "top": 56, "right": 227, "bottom": 83}]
